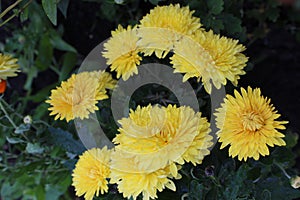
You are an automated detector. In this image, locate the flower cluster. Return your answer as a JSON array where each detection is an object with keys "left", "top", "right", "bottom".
[
  {"left": 72, "top": 105, "right": 212, "bottom": 200},
  {"left": 102, "top": 4, "right": 248, "bottom": 94},
  {"left": 44, "top": 4, "right": 289, "bottom": 200}
]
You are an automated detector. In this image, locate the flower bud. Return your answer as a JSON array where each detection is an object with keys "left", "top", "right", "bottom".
[
  {"left": 290, "top": 176, "right": 300, "bottom": 189},
  {"left": 23, "top": 115, "right": 32, "bottom": 124}
]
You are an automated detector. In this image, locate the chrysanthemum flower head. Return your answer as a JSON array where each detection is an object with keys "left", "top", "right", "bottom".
[
  {"left": 46, "top": 70, "right": 116, "bottom": 122},
  {"left": 0, "top": 53, "right": 20, "bottom": 80},
  {"left": 72, "top": 147, "right": 111, "bottom": 200},
  {"left": 102, "top": 25, "right": 142, "bottom": 80},
  {"left": 171, "top": 30, "right": 248, "bottom": 94},
  {"left": 110, "top": 149, "right": 181, "bottom": 200},
  {"left": 138, "top": 4, "right": 202, "bottom": 58},
  {"left": 113, "top": 104, "right": 212, "bottom": 172},
  {"left": 214, "top": 86, "right": 288, "bottom": 161}
]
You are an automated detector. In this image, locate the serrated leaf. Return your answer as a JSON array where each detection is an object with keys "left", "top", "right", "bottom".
[
  {"left": 255, "top": 176, "right": 300, "bottom": 200},
  {"left": 42, "top": 0, "right": 57, "bottom": 25},
  {"left": 49, "top": 127, "right": 85, "bottom": 155},
  {"left": 14, "top": 124, "right": 30, "bottom": 134},
  {"left": 203, "top": 17, "right": 224, "bottom": 33},
  {"left": 188, "top": 180, "right": 204, "bottom": 200},
  {"left": 26, "top": 143, "right": 44, "bottom": 154},
  {"left": 6, "top": 137, "right": 25, "bottom": 144},
  {"left": 207, "top": 0, "right": 224, "bottom": 15},
  {"left": 222, "top": 13, "right": 243, "bottom": 35}
]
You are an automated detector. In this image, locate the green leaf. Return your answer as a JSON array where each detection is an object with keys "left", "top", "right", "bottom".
[
  {"left": 59, "top": 52, "right": 77, "bottom": 81},
  {"left": 203, "top": 16, "right": 224, "bottom": 33},
  {"left": 221, "top": 13, "right": 243, "bottom": 35},
  {"left": 188, "top": 180, "right": 204, "bottom": 200},
  {"left": 1, "top": 182, "right": 22, "bottom": 200},
  {"left": 33, "top": 102, "right": 50, "bottom": 120},
  {"left": 58, "top": 0, "right": 69, "bottom": 18},
  {"left": 20, "top": 7, "right": 29, "bottom": 22},
  {"left": 45, "top": 173, "right": 71, "bottom": 200},
  {"left": 42, "top": 0, "right": 57, "bottom": 25},
  {"left": 273, "top": 147, "right": 295, "bottom": 167},
  {"left": 49, "top": 127, "right": 85, "bottom": 155},
  {"left": 148, "top": 0, "right": 162, "bottom": 5},
  {"left": 14, "top": 124, "right": 30, "bottom": 134},
  {"left": 35, "top": 35, "right": 53, "bottom": 71},
  {"left": 266, "top": 7, "right": 280, "bottom": 22},
  {"left": 27, "top": 83, "right": 56, "bottom": 103},
  {"left": 255, "top": 176, "right": 300, "bottom": 200},
  {"left": 207, "top": 0, "right": 224, "bottom": 15},
  {"left": 101, "top": 1, "right": 116, "bottom": 22},
  {"left": 221, "top": 164, "right": 254, "bottom": 199},
  {"left": 26, "top": 143, "right": 44, "bottom": 154},
  {"left": 284, "top": 131, "right": 299, "bottom": 148},
  {"left": 24, "top": 67, "right": 38, "bottom": 91},
  {"left": 50, "top": 33, "right": 77, "bottom": 53},
  {"left": 6, "top": 136, "right": 25, "bottom": 144},
  {"left": 45, "top": 185, "right": 63, "bottom": 200}
]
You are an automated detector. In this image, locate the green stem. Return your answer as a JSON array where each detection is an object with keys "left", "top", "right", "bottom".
[
  {"left": 0, "top": 98, "right": 17, "bottom": 129},
  {"left": 275, "top": 162, "right": 291, "bottom": 179},
  {"left": 0, "top": 99, "right": 23, "bottom": 118},
  {"left": 0, "top": 0, "right": 23, "bottom": 19},
  {"left": 0, "top": 0, "right": 33, "bottom": 27},
  {"left": 0, "top": 98, "right": 31, "bottom": 141},
  {"left": 209, "top": 176, "right": 222, "bottom": 187}
]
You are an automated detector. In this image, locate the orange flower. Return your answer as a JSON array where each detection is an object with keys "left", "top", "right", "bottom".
[{"left": 0, "top": 79, "right": 7, "bottom": 93}]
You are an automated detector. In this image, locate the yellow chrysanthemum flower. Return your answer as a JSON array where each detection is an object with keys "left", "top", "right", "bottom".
[
  {"left": 113, "top": 104, "right": 212, "bottom": 172},
  {"left": 72, "top": 147, "right": 111, "bottom": 200},
  {"left": 138, "top": 4, "right": 201, "bottom": 58},
  {"left": 102, "top": 25, "right": 142, "bottom": 81},
  {"left": 0, "top": 53, "right": 20, "bottom": 80},
  {"left": 214, "top": 86, "right": 288, "bottom": 161},
  {"left": 171, "top": 30, "right": 248, "bottom": 93},
  {"left": 110, "top": 150, "right": 181, "bottom": 200},
  {"left": 46, "top": 70, "right": 116, "bottom": 122}
]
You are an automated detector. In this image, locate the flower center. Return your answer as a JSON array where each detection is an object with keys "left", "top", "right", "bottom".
[
  {"left": 242, "top": 112, "right": 264, "bottom": 131},
  {"left": 88, "top": 168, "right": 99, "bottom": 179},
  {"left": 158, "top": 129, "right": 174, "bottom": 147}
]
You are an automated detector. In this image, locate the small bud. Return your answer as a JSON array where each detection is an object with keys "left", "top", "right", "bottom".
[
  {"left": 23, "top": 115, "right": 32, "bottom": 124},
  {"left": 0, "top": 79, "right": 7, "bottom": 94},
  {"left": 205, "top": 165, "right": 215, "bottom": 177},
  {"left": 290, "top": 176, "right": 300, "bottom": 189},
  {"left": 114, "top": 0, "right": 124, "bottom": 4}
]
